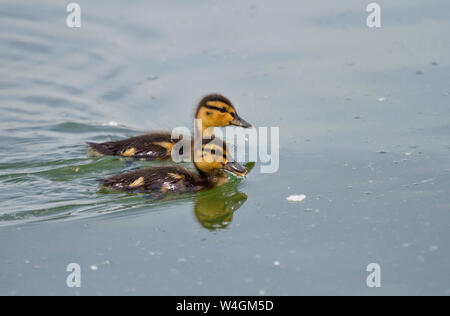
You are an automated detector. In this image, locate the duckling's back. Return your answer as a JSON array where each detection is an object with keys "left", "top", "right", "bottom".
[
  {"left": 99, "top": 166, "right": 201, "bottom": 194},
  {"left": 88, "top": 132, "right": 180, "bottom": 159}
]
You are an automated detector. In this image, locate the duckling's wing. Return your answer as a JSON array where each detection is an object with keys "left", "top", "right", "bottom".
[
  {"left": 88, "top": 132, "right": 181, "bottom": 159},
  {"left": 99, "top": 166, "right": 200, "bottom": 193}
]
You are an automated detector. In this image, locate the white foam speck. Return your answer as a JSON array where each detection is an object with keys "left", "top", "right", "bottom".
[
  {"left": 429, "top": 245, "right": 438, "bottom": 252},
  {"left": 103, "top": 121, "right": 118, "bottom": 126},
  {"left": 286, "top": 194, "right": 306, "bottom": 202},
  {"left": 90, "top": 265, "right": 98, "bottom": 271}
]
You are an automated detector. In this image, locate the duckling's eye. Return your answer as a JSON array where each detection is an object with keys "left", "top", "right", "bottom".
[{"left": 219, "top": 108, "right": 227, "bottom": 113}]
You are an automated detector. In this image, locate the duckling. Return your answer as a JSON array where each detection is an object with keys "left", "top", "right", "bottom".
[
  {"left": 87, "top": 94, "right": 251, "bottom": 160},
  {"left": 99, "top": 141, "right": 247, "bottom": 194}
]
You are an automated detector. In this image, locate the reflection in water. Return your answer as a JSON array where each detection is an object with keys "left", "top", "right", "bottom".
[
  {"left": 193, "top": 187, "right": 247, "bottom": 231},
  {"left": 193, "top": 162, "right": 253, "bottom": 230}
]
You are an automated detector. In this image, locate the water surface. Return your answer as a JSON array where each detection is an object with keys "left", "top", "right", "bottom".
[{"left": 1, "top": 0, "right": 449, "bottom": 295}]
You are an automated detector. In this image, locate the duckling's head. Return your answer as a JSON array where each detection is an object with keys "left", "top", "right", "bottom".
[
  {"left": 195, "top": 94, "right": 252, "bottom": 131},
  {"left": 194, "top": 141, "right": 247, "bottom": 177}
]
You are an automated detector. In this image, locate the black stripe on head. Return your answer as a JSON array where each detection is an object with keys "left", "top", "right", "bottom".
[
  {"left": 204, "top": 104, "right": 227, "bottom": 112},
  {"left": 196, "top": 94, "right": 235, "bottom": 116},
  {"left": 201, "top": 139, "right": 229, "bottom": 159}
]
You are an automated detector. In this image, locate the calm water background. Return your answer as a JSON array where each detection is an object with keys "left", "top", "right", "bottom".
[{"left": 1, "top": 0, "right": 449, "bottom": 295}]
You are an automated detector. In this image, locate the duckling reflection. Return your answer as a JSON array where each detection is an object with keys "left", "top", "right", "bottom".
[
  {"left": 193, "top": 186, "right": 247, "bottom": 230},
  {"left": 193, "top": 162, "right": 254, "bottom": 230}
]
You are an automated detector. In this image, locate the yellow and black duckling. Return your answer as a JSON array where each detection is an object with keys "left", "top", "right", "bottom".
[
  {"left": 99, "top": 141, "right": 247, "bottom": 194},
  {"left": 87, "top": 94, "right": 251, "bottom": 160}
]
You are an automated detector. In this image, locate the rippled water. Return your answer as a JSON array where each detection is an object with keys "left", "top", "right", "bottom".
[{"left": 1, "top": 0, "right": 450, "bottom": 295}]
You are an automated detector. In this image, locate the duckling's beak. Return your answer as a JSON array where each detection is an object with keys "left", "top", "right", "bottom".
[
  {"left": 230, "top": 115, "right": 252, "bottom": 128},
  {"left": 224, "top": 161, "right": 247, "bottom": 177}
]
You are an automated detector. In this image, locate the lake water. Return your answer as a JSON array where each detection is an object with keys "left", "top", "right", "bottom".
[{"left": 1, "top": 0, "right": 449, "bottom": 295}]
